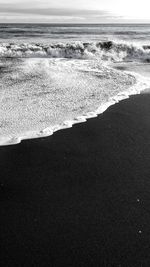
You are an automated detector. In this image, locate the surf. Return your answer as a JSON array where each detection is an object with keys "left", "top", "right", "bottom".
[
  {"left": 0, "top": 38, "right": 150, "bottom": 146},
  {"left": 0, "top": 40, "right": 150, "bottom": 62}
]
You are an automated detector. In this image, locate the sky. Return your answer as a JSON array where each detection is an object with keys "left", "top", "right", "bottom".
[{"left": 0, "top": 0, "right": 150, "bottom": 23}]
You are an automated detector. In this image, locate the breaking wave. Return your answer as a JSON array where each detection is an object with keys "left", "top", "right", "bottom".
[{"left": 1, "top": 40, "right": 150, "bottom": 62}]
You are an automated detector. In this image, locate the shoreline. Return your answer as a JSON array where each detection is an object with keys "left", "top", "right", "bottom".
[
  {"left": 0, "top": 70, "right": 148, "bottom": 147},
  {"left": 1, "top": 93, "right": 150, "bottom": 266}
]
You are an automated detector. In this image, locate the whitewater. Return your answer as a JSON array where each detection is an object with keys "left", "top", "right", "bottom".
[{"left": 0, "top": 24, "right": 150, "bottom": 145}]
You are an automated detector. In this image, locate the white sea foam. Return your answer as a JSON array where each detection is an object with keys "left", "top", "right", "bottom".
[
  {"left": 0, "top": 58, "right": 149, "bottom": 146},
  {"left": 0, "top": 79, "right": 147, "bottom": 146}
]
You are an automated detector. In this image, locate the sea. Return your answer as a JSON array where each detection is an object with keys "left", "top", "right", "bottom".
[{"left": 0, "top": 23, "right": 150, "bottom": 145}]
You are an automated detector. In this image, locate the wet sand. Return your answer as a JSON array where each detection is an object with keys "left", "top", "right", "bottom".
[{"left": 1, "top": 93, "right": 150, "bottom": 267}]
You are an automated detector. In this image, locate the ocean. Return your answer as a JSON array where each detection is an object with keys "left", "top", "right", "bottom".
[{"left": 0, "top": 23, "right": 150, "bottom": 145}]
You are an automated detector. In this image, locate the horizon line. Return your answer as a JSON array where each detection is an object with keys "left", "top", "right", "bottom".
[{"left": 0, "top": 22, "right": 150, "bottom": 24}]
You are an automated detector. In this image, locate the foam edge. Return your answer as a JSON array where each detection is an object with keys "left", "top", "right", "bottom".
[{"left": 0, "top": 71, "right": 149, "bottom": 147}]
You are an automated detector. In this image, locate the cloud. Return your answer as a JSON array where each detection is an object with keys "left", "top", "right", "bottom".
[
  {"left": 0, "top": 4, "right": 119, "bottom": 23},
  {"left": 0, "top": 0, "right": 149, "bottom": 22},
  {"left": 0, "top": 6, "right": 110, "bottom": 16},
  {"left": 0, "top": 13, "right": 86, "bottom": 23}
]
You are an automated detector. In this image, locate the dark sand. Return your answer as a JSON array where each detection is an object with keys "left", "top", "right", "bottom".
[{"left": 1, "top": 94, "right": 150, "bottom": 267}]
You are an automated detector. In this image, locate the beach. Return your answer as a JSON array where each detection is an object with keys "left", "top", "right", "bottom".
[{"left": 1, "top": 92, "right": 150, "bottom": 266}]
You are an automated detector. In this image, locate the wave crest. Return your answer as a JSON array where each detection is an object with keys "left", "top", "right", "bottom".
[{"left": 0, "top": 41, "right": 150, "bottom": 62}]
